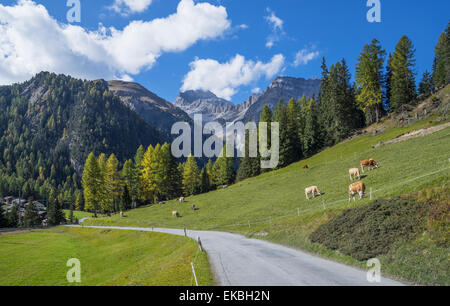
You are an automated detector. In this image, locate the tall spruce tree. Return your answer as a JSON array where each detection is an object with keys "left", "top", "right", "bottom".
[
  {"left": 433, "top": 22, "right": 450, "bottom": 88},
  {"left": 120, "top": 185, "right": 132, "bottom": 212},
  {"left": 212, "top": 145, "right": 235, "bottom": 187},
  {"left": 302, "top": 97, "right": 321, "bottom": 157},
  {"left": 82, "top": 153, "right": 101, "bottom": 212},
  {"left": 47, "top": 196, "right": 65, "bottom": 226},
  {"left": 319, "top": 59, "right": 363, "bottom": 145},
  {"left": 390, "top": 35, "right": 417, "bottom": 111},
  {"left": 183, "top": 155, "right": 201, "bottom": 196},
  {"left": 141, "top": 145, "right": 161, "bottom": 203},
  {"left": 385, "top": 53, "right": 393, "bottom": 111},
  {"left": 355, "top": 38, "right": 386, "bottom": 124},
  {"left": 259, "top": 105, "right": 273, "bottom": 173},
  {"left": 237, "top": 118, "right": 261, "bottom": 182},
  {"left": 159, "top": 143, "right": 182, "bottom": 200},
  {"left": 23, "top": 201, "right": 41, "bottom": 228},
  {"left": 418, "top": 70, "right": 434, "bottom": 97},
  {"left": 122, "top": 159, "right": 138, "bottom": 204},
  {"left": 104, "top": 154, "right": 122, "bottom": 213}
]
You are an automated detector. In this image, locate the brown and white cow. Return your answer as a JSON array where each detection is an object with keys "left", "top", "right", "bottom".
[
  {"left": 178, "top": 197, "right": 185, "bottom": 203},
  {"left": 305, "top": 186, "right": 321, "bottom": 200},
  {"left": 172, "top": 211, "right": 180, "bottom": 218},
  {"left": 349, "top": 168, "right": 361, "bottom": 181},
  {"left": 302, "top": 165, "right": 309, "bottom": 169},
  {"left": 349, "top": 181, "right": 366, "bottom": 202},
  {"left": 360, "top": 159, "right": 379, "bottom": 173}
]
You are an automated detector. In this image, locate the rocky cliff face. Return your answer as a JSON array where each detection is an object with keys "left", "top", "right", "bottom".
[
  {"left": 108, "top": 80, "right": 192, "bottom": 134},
  {"left": 174, "top": 77, "right": 321, "bottom": 124},
  {"left": 242, "top": 77, "right": 321, "bottom": 122}
]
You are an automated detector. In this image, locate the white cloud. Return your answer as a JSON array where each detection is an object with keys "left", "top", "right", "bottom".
[
  {"left": 0, "top": 0, "right": 230, "bottom": 85},
  {"left": 264, "top": 8, "right": 284, "bottom": 49},
  {"left": 110, "top": 0, "right": 153, "bottom": 15},
  {"left": 181, "top": 54, "right": 285, "bottom": 100},
  {"left": 294, "top": 48, "right": 320, "bottom": 66},
  {"left": 252, "top": 87, "right": 261, "bottom": 94}
]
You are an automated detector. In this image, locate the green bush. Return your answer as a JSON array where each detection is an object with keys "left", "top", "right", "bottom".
[{"left": 310, "top": 197, "right": 424, "bottom": 261}]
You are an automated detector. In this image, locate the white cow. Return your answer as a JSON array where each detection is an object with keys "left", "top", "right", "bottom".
[{"left": 305, "top": 186, "right": 321, "bottom": 200}]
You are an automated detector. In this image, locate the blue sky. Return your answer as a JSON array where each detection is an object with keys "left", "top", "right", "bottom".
[{"left": 0, "top": 0, "right": 448, "bottom": 104}]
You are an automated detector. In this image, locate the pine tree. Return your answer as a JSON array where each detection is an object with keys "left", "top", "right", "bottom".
[
  {"left": 122, "top": 159, "right": 137, "bottom": 204},
  {"left": 287, "top": 98, "right": 302, "bottom": 161},
  {"left": 200, "top": 168, "right": 211, "bottom": 193},
  {"left": 97, "top": 153, "right": 108, "bottom": 212},
  {"left": 182, "top": 155, "right": 201, "bottom": 196},
  {"left": 75, "top": 190, "right": 84, "bottom": 211},
  {"left": 159, "top": 143, "right": 182, "bottom": 200},
  {"left": 205, "top": 159, "right": 215, "bottom": 190},
  {"left": 237, "top": 118, "right": 261, "bottom": 182},
  {"left": 319, "top": 59, "right": 363, "bottom": 145},
  {"left": 212, "top": 145, "right": 235, "bottom": 187},
  {"left": 302, "top": 97, "right": 321, "bottom": 157},
  {"left": 23, "top": 201, "right": 41, "bottom": 228},
  {"left": 385, "top": 53, "right": 393, "bottom": 111},
  {"left": 274, "top": 100, "right": 294, "bottom": 168},
  {"left": 82, "top": 153, "right": 101, "bottom": 212},
  {"left": 104, "top": 154, "right": 122, "bottom": 213},
  {"left": 7, "top": 204, "right": 19, "bottom": 228},
  {"left": 259, "top": 105, "right": 273, "bottom": 173},
  {"left": 47, "top": 197, "right": 65, "bottom": 226},
  {"left": 120, "top": 185, "right": 132, "bottom": 212},
  {"left": 390, "top": 35, "right": 417, "bottom": 111},
  {"left": 134, "top": 145, "right": 145, "bottom": 204},
  {"left": 433, "top": 23, "right": 450, "bottom": 88},
  {"left": 418, "top": 70, "right": 434, "bottom": 97},
  {"left": 141, "top": 145, "right": 161, "bottom": 203},
  {"left": 355, "top": 38, "right": 386, "bottom": 124}
]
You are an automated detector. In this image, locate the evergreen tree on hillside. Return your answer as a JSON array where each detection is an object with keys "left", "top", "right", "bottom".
[
  {"left": 122, "top": 159, "right": 138, "bottom": 204},
  {"left": 104, "top": 154, "right": 122, "bottom": 213},
  {"left": 159, "top": 143, "right": 182, "bottom": 200},
  {"left": 390, "top": 35, "right": 417, "bottom": 111},
  {"left": 75, "top": 190, "right": 84, "bottom": 211},
  {"left": 97, "top": 153, "right": 108, "bottom": 212},
  {"left": 237, "top": 118, "right": 261, "bottom": 182},
  {"left": 319, "top": 59, "right": 363, "bottom": 145},
  {"left": 433, "top": 22, "right": 450, "bottom": 88},
  {"left": 355, "top": 38, "right": 386, "bottom": 124},
  {"left": 82, "top": 153, "right": 101, "bottom": 212},
  {"left": 120, "top": 185, "right": 132, "bottom": 212},
  {"left": 23, "top": 200, "right": 41, "bottom": 228},
  {"left": 134, "top": 145, "right": 145, "bottom": 204},
  {"left": 182, "top": 155, "right": 201, "bottom": 196},
  {"left": 141, "top": 145, "right": 161, "bottom": 203},
  {"left": 385, "top": 53, "right": 393, "bottom": 111},
  {"left": 287, "top": 98, "right": 302, "bottom": 161},
  {"left": 302, "top": 97, "right": 321, "bottom": 157},
  {"left": 212, "top": 145, "right": 235, "bottom": 187},
  {"left": 418, "top": 70, "right": 434, "bottom": 97},
  {"left": 200, "top": 168, "right": 211, "bottom": 193},
  {"left": 7, "top": 205, "right": 19, "bottom": 228},
  {"left": 274, "top": 100, "right": 296, "bottom": 168},
  {"left": 205, "top": 159, "right": 215, "bottom": 190},
  {"left": 259, "top": 105, "right": 273, "bottom": 173},
  {"left": 47, "top": 197, "right": 65, "bottom": 226}
]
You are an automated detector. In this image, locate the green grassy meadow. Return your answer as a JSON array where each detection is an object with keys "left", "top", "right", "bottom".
[
  {"left": 85, "top": 118, "right": 450, "bottom": 285},
  {"left": 0, "top": 227, "right": 213, "bottom": 286}
]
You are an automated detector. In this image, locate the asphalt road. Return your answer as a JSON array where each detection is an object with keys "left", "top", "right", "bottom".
[{"left": 70, "top": 225, "right": 403, "bottom": 286}]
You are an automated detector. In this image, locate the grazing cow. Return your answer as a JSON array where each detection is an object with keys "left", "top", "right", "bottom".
[
  {"left": 360, "top": 159, "right": 379, "bottom": 173},
  {"left": 305, "top": 186, "right": 321, "bottom": 200},
  {"left": 349, "top": 168, "right": 361, "bottom": 181},
  {"left": 172, "top": 211, "right": 180, "bottom": 218},
  {"left": 349, "top": 181, "right": 366, "bottom": 202},
  {"left": 302, "top": 165, "right": 309, "bottom": 169},
  {"left": 178, "top": 197, "right": 185, "bottom": 203},
  {"left": 191, "top": 205, "right": 198, "bottom": 211}
]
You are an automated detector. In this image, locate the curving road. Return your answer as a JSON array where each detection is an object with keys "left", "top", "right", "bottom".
[{"left": 69, "top": 225, "right": 403, "bottom": 286}]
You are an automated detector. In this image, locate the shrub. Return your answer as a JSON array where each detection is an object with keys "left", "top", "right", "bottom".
[{"left": 310, "top": 197, "right": 424, "bottom": 261}]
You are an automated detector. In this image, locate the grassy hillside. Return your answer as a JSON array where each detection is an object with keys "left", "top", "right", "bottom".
[
  {"left": 85, "top": 107, "right": 449, "bottom": 284},
  {"left": 0, "top": 227, "right": 213, "bottom": 286}
]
